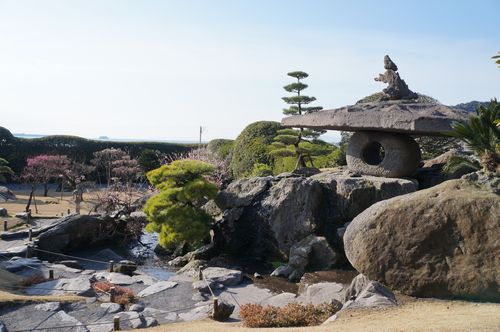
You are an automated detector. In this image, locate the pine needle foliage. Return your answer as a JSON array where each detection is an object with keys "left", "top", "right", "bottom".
[
  {"left": 0, "top": 157, "right": 14, "bottom": 183},
  {"left": 144, "top": 160, "right": 218, "bottom": 250}
]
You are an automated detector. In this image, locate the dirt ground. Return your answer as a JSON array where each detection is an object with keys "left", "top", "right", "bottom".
[
  {"left": 1, "top": 186, "right": 144, "bottom": 230},
  {"left": 142, "top": 300, "right": 500, "bottom": 332}
]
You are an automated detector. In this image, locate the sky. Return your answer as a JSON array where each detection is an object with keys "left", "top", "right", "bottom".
[{"left": 0, "top": 0, "right": 499, "bottom": 142}]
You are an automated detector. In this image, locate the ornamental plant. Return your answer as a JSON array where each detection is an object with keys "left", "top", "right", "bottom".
[{"left": 144, "top": 159, "right": 218, "bottom": 251}]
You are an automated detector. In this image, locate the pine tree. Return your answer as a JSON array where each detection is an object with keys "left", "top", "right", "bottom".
[{"left": 276, "top": 71, "right": 326, "bottom": 168}]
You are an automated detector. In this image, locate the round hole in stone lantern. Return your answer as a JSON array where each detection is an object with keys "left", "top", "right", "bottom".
[
  {"left": 347, "top": 131, "right": 421, "bottom": 178},
  {"left": 362, "top": 141, "right": 386, "bottom": 165}
]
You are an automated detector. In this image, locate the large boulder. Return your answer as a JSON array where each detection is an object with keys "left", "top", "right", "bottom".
[
  {"left": 344, "top": 173, "right": 500, "bottom": 301},
  {"left": 213, "top": 171, "right": 417, "bottom": 260},
  {"left": 36, "top": 214, "right": 127, "bottom": 256}
]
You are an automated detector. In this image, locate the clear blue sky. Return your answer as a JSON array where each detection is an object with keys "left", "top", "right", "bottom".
[{"left": 0, "top": 0, "right": 499, "bottom": 142}]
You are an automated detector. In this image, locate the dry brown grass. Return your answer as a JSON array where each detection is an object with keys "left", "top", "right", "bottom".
[
  {"left": 0, "top": 290, "right": 83, "bottom": 308},
  {"left": 141, "top": 300, "right": 500, "bottom": 332},
  {"left": 1, "top": 187, "right": 144, "bottom": 219},
  {"left": 91, "top": 280, "right": 135, "bottom": 306}
]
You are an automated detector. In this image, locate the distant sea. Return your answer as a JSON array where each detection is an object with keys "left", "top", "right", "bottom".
[{"left": 13, "top": 133, "right": 201, "bottom": 144}]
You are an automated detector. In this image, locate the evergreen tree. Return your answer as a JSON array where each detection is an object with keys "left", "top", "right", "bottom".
[
  {"left": 144, "top": 160, "right": 218, "bottom": 251},
  {"left": 276, "top": 71, "right": 326, "bottom": 168},
  {"left": 493, "top": 52, "right": 500, "bottom": 68}
]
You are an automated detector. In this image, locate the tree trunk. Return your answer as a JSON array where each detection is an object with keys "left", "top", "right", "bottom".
[
  {"left": 25, "top": 185, "right": 35, "bottom": 212},
  {"left": 43, "top": 183, "right": 49, "bottom": 197}
]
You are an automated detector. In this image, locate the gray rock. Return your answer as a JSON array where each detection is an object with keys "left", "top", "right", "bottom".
[
  {"left": 259, "top": 292, "right": 297, "bottom": 307},
  {"left": 57, "top": 260, "right": 83, "bottom": 270},
  {"left": 253, "top": 272, "right": 263, "bottom": 279},
  {"left": 53, "top": 311, "right": 88, "bottom": 332},
  {"left": 93, "top": 272, "right": 135, "bottom": 285},
  {"left": 100, "top": 302, "right": 122, "bottom": 314},
  {"left": 342, "top": 274, "right": 397, "bottom": 308},
  {"left": 129, "top": 303, "right": 145, "bottom": 312},
  {"left": 116, "top": 311, "right": 144, "bottom": 329},
  {"left": 178, "top": 305, "right": 212, "bottom": 321},
  {"left": 14, "top": 212, "right": 28, "bottom": 219},
  {"left": 0, "top": 208, "right": 7, "bottom": 217},
  {"left": 213, "top": 171, "right": 417, "bottom": 260},
  {"left": 137, "top": 281, "right": 178, "bottom": 297},
  {"left": 86, "top": 297, "right": 97, "bottom": 304},
  {"left": 112, "top": 260, "right": 137, "bottom": 276},
  {"left": 0, "top": 321, "right": 6, "bottom": 332},
  {"left": 297, "top": 282, "right": 345, "bottom": 305},
  {"left": 201, "top": 267, "right": 242, "bottom": 286},
  {"left": 36, "top": 215, "right": 127, "bottom": 256},
  {"left": 215, "top": 177, "right": 270, "bottom": 209},
  {"left": 2, "top": 257, "right": 42, "bottom": 272},
  {"left": 281, "top": 100, "right": 468, "bottom": 136},
  {"left": 34, "top": 302, "right": 61, "bottom": 311},
  {"left": 285, "top": 235, "right": 340, "bottom": 281},
  {"left": 26, "top": 276, "right": 92, "bottom": 296},
  {"left": 50, "top": 263, "right": 82, "bottom": 273},
  {"left": 374, "top": 55, "right": 417, "bottom": 101},
  {"left": 212, "top": 299, "right": 235, "bottom": 321},
  {"left": 0, "top": 187, "right": 16, "bottom": 202},
  {"left": 191, "top": 292, "right": 208, "bottom": 302},
  {"left": 346, "top": 131, "right": 421, "bottom": 178},
  {"left": 270, "top": 265, "right": 294, "bottom": 278},
  {"left": 344, "top": 177, "right": 500, "bottom": 302},
  {"left": 144, "top": 317, "right": 158, "bottom": 327}
]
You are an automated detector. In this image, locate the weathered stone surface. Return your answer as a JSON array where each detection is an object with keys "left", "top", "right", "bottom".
[
  {"left": 1, "top": 257, "right": 42, "bottom": 272},
  {"left": 112, "top": 260, "right": 137, "bottom": 276},
  {"left": 36, "top": 215, "right": 126, "bottom": 255},
  {"left": 281, "top": 101, "right": 468, "bottom": 136},
  {"left": 342, "top": 274, "right": 397, "bottom": 308},
  {"left": 100, "top": 302, "right": 122, "bottom": 314},
  {"left": 273, "top": 235, "right": 340, "bottom": 282},
  {"left": 178, "top": 304, "right": 212, "bottom": 321},
  {"left": 56, "top": 260, "right": 83, "bottom": 270},
  {"left": 374, "top": 55, "right": 417, "bottom": 101},
  {"left": 34, "top": 302, "right": 61, "bottom": 312},
  {"left": 344, "top": 176, "right": 500, "bottom": 301},
  {"left": 0, "top": 321, "right": 6, "bottom": 332},
  {"left": 214, "top": 171, "right": 417, "bottom": 260},
  {"left": 201, "top": 267, "right": 243, "bottom": 286},
  {"left": 346, "top": 131, "right": 421, "bottom": 178},
  {"left": 93, "top": 272, "right": 135, "bottom": 285},
  {"left": 137, "top": 281, "right": 178, "bottom": 297},
  {"left": 212, "top": 299, "right": 235, "bottom": 321},
  {"left": 0, "top": 186, "right": 16, "bottom": 202},
  {"left": 0, "top": 208, "right": 7, "bottom": 217},
  {"left": 259, "top": 292, "right": 297, "bottom": 307},
  {"left": 215, "top": 177, "right": 270, "bottom": 209},
  {"left": 129, "top": 303, "right": 145, "bottom": 312},
  {"left": 297, "top": 282, "right": 345, "bottom": 305},
  {"left": 26, "top": 276, "right": 92, "bottom": 296}
]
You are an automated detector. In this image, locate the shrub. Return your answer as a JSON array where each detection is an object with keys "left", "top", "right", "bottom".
[
  {"left": 250, "top": 163, "right": 273, "bottom": 177},
  {"left": 207, "top": 139, "right": 234, "bottom": 160},
  {"left": 240, "top": 302, "right": 341, "bottom": 328},
  {"left": 144, "top": 159, "right": 218, "bottom": 250},
  {"left": 19, "top": 274, "right": 48, "bottom": 287},
  {"left": 91, "top": 280, "right": 135, "bottom": 306},
  {"left": 230, "top": 121, "right": 281, "bottom": 178}
]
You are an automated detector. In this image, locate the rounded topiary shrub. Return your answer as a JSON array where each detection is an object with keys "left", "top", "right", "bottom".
[{"left": 230, "top": 121, "right": 281, "bottom": 179}]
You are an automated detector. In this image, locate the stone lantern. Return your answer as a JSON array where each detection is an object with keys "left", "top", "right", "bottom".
[{"left": 281, "top": 55, "right": 469, "bottom": 178}]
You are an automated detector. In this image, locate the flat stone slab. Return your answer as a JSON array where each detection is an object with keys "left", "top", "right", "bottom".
[
  {"left": 201, "top": 267, "right": 243, "bottom": 286},
  {"left": 26, "top": 276, "right": 91, "bottom": 296},
  {"left": 137, "top": 281, "right": 178, "bottom": 297},
  {"left": 281, "top": 101, "right": 469, "bottom": 136}
]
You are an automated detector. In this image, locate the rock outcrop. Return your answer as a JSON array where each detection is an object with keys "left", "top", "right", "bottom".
[
  {"left": 344, "top": 173, "right": 500, "bottom": 301},
  {"left": 213, "top": 171, "right": 417, "bottom": 261},
  {"left": 36, "top": 214, "right": 129, "bottom": 257}
]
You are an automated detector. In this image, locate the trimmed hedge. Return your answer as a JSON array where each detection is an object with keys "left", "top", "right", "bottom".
[
  {"left": 230, "top": 121, "right": 281, "bottom": 178},
  {"left": 0, "top": 126, "right": 193, "bottom": 175}
]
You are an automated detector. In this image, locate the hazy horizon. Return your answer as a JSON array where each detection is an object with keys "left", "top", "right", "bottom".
[{"left": 1, "top": 0, "right": 499, "bottom": 142}]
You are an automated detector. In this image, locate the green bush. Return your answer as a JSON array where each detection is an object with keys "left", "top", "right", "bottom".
[
  {"left": 144, "top": 160, "right": 218, "bottom": 250},
  {"left": 207, "top": 139, "right": 234, "bottom": 160},
  {"left": 230, "top": 121, "right": 280, "bottom": 178},
  {"left": 356, "top": 92, "right": 439, "bottom": 104},
  {"left": 250, "top": 163, "right": 273, "bottom": 177}
]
